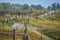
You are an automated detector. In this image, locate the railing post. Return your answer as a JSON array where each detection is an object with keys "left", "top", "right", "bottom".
[
  {"left": 22, "top": 20, "right": 28, "bottom": 40},
  {"left": 12, "top": 29, "right": 15, "bottom": 40}
]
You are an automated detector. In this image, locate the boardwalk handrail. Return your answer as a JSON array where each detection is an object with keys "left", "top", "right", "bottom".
[{"left": 0, "top": 32, "right": 24, "bottom": 35}]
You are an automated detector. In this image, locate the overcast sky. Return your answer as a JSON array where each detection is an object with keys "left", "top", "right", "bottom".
[{"left": 0, "top": 0, "right": 60, "bottom": 7}]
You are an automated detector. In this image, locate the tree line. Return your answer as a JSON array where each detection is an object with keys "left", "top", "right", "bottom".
[
  {"left": 0, "top": 3, "right": 60, "bottom": 10},
  {"left": 47, "top": 3, "right": 60, "bottom": 10},
  {"left": 0, "top": 3, "right": 43, "bottom": 10}
]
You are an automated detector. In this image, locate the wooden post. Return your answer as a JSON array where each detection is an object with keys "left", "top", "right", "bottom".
[
  {"left": 12, "top": 29, "right": 15, "bottom": 40},
  {"left": 22, "top": 20, "right": 28, "bottom": 40}
]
